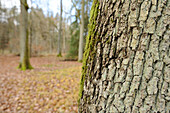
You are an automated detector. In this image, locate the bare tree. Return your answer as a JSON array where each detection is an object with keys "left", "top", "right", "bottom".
[
  {"left": 78, "top": 0, "right": 85, "bottom": 61},
  {"left": 57, "top": 0, "right": 62, "bottom": 57},
  {"left": 18, "top": 0, "right": 33, "bottom": 70}
]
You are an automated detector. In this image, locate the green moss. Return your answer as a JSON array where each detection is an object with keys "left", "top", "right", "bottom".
[
  {"left": 57, "top": 53, "right": 62, "bottom": 57},
  {"left": 18, "top": 62, "right": 33, "bottom": 71},
  {"left": 78, "top": 0, "right": 99, "bottom": 106},
  {"left": 24, "top": 2, "right": 29, "bottom": 10},
  {"left": 18, "top": 55, "right": 33, "bottom": 71},
  {"left": 78, "top": 60, "right": 83, "bottom": 63},
  {"left": 111, "top": 17, "right": 114, "bottom": 23},
  {"left": 106, "top": 40, "right": 110, "bottom": 44}
]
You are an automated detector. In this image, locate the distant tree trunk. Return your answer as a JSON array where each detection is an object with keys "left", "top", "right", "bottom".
[
  {"left": 63, "top": 29, "right": 66, "bottom": 53},
  {"left": 29, "top": 9, "right": 33, "bottom": 57},
  {"left": 78, "top": 0, "right": 85, "bottom": 61},
  {"left": 13, "top": 10, "right": 17, "bottom": 54},
  {"left": 79, "top": 0, "right": 169, "bottom": 113},
  {"left": 63, "top": 19, "right": 66, "bottom": 53},
  {"left": 50, "top": 35, "right": 52, "bottom": 53},
  {"left": 29, "top": 29, "right": 32, "bottom": 57},
  {"left": 48, "top": 15, "right": 52, "bottom": 54},
  {"left": 18, "top": 0, "right": 33, "bottom": 70},
  {"left": 57, "top": 0, "right": 62, "bottom": 57}
]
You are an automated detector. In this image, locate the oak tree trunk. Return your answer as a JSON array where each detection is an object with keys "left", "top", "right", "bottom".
[
  {"left": 19, "top": 0, "right": 32, "bottom": 70},
  {"left": 79, "top": 0, "right": 169, "bottom": 112}
]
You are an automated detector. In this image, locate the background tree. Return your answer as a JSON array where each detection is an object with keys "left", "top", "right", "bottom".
[
  {"left": 57, "top": 0, "right": 63, "bottom": 57},
  {"left": 0, "top": 0, "right": 70, "bottom": 57},
  {"left": 0, "top": 2, "right": 8, "bottom": 54},
  {"left": 8, "top": 6, "right": 19, "bottom": 54},
  {"left": 68, "top": 0, "right": 92, "bottom": 60},
  {"left": 78, "top": 0, "right": 85, "bottom": 62},
  {"left": 67, "top": 19, "right": 80, "bottom": 59},
  {"left": 0, "top": 0, "right": 92, "bottom": 58},
  {"left": 18, "top": 0, "right": 32, "bottom": 70},
  {"left": 79, "top": 0, "right": 170, "bottom": 112}
]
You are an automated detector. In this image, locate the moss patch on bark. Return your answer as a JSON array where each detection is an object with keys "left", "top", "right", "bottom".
[
  {"left": 18, "top": 62, "right": 33, "bottom": 71},
  {"left": 57, "top": 53, "right": 62, "bottom": 57},
  {"left": 18, "top": 56, "right": 33, "bottom": 71},
  {"left": 78, "top": 0, "right": 99, "bottom": 105}
]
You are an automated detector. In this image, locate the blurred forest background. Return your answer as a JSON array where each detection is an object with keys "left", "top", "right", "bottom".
[
  {"left": 0, "top": 0, "right": 92, "bottom": 59},
  {"left": 0, "top": 0, "right": 92, "bottom": 112}
]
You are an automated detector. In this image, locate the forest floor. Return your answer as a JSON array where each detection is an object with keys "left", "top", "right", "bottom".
[{"left": 0, "top": 55, "right": 82, "bottom": 113}]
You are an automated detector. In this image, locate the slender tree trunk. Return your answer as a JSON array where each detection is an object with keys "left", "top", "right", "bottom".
[
  {"left": 29, "top": 10, "right": 33, "bottom": 57},
  {"left": 50, "top": 36, "right": 52, "bottom": 54},
  {"left": 63, "top": 19, "right": 66, "bottom": 53},
  {"left": 47, "top": 0, "right": 52, "bottom": 54},
  {"left": 29, "top": 26, "right": 32, "bottom": 57},
  {"left": 48, "top": 15, "right": 52, "bottom": 54},
  {"left": 57, "top": 0, "right": 62, "bottom": 57},
  {"left": 14, "top": 14, "right": 17, "bottom": 54},
  {"left": 19, "top": 0, "right": 33, "bottom": 70},
  {"left": 63, "top": 29, "right": 66, "bottom": 53},
  {"left": 79, "top": 0, "right": 170, "bottom": 112},
  {"left": 78, "top": 0, "right": 85, "bottom": 61},
  {"left": 35, "top": 31, "right": 38, "bottom": 55}
]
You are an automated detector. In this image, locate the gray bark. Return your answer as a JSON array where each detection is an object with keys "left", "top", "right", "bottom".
[
  {"left": 19, "top": 0, "right": 32, "bottom": 70},
  {"left": 63, "top": 25, "right": 66, "bottom": 53},
  {"left": 78, "top": 0, "right": 85, "bottom": 61},
  {"left": 57, "top": 0, "right": 62, "bottom": 56},
  {"left": 79, "top": 0, "right": 170, "bottom": 112},
  {"left": 29, "top": 7, "right": 33, "bottom": 57}
]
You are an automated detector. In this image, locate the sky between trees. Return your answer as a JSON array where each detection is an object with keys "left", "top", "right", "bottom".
[{"left": 1, "top": 0, "right": 75, "bottom": 18}]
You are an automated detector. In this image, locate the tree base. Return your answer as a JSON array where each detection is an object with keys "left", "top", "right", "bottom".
[
  {"left": 57, "top": 53, "right": 62, "bottom": 57},
  {"left": 78, "top": 60, "right": 83, "bottom": 63},
  {"left": 18, "top": 63, "right": 33, "bottom": 71}
]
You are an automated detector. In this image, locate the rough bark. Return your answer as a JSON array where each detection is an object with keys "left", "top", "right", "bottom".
[
  {"left": 57, "top": 0, "right": 62, "bottom": 57},
  {"left": 78, "top": 0, "right": 85, "bottom": 61},
  {"left": 79, "top": 0, "right": 170, "bottom": 113},
  {"left": 19, "top": 0, "right": 32, "bottom": 70}
]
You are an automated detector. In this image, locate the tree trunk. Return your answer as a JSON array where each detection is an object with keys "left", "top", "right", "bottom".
[
  {"left": 29, "top": 9, "right": 33, "bottom": 57},
  {"left": 19, "top": 0, "right": 32, "bottom": 70},
  {"left": 78, "top": 0, "right": 85, "bottom": 61},
  {"left": 57, "top": 0, "right": 62, "bottom": 57},
  {"left": 63, "top": 19, "right": 67, "bottom": 53},
  {"left": 79, "top": 0, "right": 169, "bottom": 113}
]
